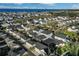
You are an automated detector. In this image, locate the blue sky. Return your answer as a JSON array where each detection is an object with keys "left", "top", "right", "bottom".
[{"left": 0, "top": 3, "right": 79, "bottom": 9}]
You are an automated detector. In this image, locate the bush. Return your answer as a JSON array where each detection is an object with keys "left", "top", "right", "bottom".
[{"left": 56, "top": 42, "right": 79, "bottom": 56}]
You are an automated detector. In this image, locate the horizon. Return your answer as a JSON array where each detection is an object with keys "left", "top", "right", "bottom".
[{"left": 0, "top": 3, "right": 79, "bottom": 9}]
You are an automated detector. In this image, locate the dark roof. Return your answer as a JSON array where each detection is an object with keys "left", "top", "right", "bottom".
[
  {"left": 34, "top": 28, "right": 41, "bottom": 31},
  {"left": 29, "top": 31, "right": 38, "bottom": 37},
  {"left": 15, "top": 25, "right": 23, "bottom": 29},
  {"left": 27, "top": 40, "right": 47, "bottom": 50},
  {"left": 55, "top": 32, "right": 67, "bottom": 39},
  {"left": 29, "top": 30, "right": 36, "bottom": 34},
  {"left": 41, "top": 30, "right": 52, "bottom": 34},
  {"left": 35, "top": 42, "right": 48, "bottom": 50},
  {"left": 27, "top": 40, "right": 35, "bottom": 44},
  {"left": 34, "top": 29, "right": 53, "bottom": 35},
  {"left": 42, "top": 38, "right": 64, "bottom": 45},
  {"left": 36, "top": 35, "right": 46, "bottom": 40},
  {"left": 56, "top": 40, "right": 64, "bottom": 45},
  {"left": 42, "top": 38, "right": 55, "bottom": 45}
]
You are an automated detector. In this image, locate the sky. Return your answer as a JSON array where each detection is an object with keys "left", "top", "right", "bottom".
[{"left": 0, "top": 3, "right": 79, "bottom": 9}]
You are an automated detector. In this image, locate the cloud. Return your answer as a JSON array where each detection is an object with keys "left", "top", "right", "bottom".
[
  {"left": 40, "top": 3, "right": 56, "bottom": 6},
  {"left": 71, "top": 4, "right": 79, "bottom": 9}
]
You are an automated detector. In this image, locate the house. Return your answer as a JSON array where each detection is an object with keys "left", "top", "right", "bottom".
[
  {"left": 0, "top": 32, "right": 9, "bottom": 56},
  {"left": 27, "top": 40, "right": 48, "bottom": 55},
  {"left": 67, "top": 26, "right": 79, "bottom": 32},
  {"left": 55, "top": 32, "right": 70, "bottom": 42},
  {"left": 28, "top": 28, "right": 65, "bottom": 48}
]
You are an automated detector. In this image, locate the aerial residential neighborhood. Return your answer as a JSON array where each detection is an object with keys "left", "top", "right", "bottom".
[{"left": 0, "top": 3, "right": 79, "bottom": 56}]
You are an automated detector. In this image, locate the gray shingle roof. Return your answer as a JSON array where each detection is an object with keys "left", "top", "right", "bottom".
[
  {"left": 27, "top": 40, "right": 47, "bottom": 50},
  {"left": 42, "top": 38, "right": 55, "bottom": 45}
]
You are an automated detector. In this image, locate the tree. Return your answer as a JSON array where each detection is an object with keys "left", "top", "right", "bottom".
[
  {"left": 40, "top": 20, "right": 58, "bottom": 32},
  {"left": 64, "top": 31, "right": 78, "bottom": 42},
  {"left": 56, "top": 42, "right": 79, "bottom": 56}
]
